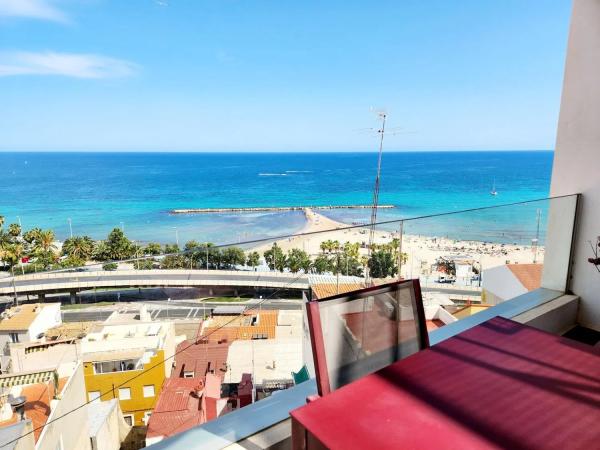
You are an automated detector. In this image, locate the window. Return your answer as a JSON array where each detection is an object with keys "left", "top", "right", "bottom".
[
  {"left": 183, "top": 371, "right": 194, "bottom": 378},
  {"left": 143, "top": 411, "right": 152, "bottom": 425},
  {"left": 143, "top": 385, "right": 155, "bottom": 397},
  {"left": 118, "top": 387, "right": 131, "bottom": 400},
  {"left": 123, "top": 415, "right": 133, "bottom": 426},
  {"left": 9, "top": 333, "right": 19, "bottom": 343},
  {"left": 88, "top": 391, "right": 101, "bottom": 403}
]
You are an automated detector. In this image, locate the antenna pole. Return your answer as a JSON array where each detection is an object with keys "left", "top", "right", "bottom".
[{"left": 366, "top": 113, "right": 387, "bottom": 285}]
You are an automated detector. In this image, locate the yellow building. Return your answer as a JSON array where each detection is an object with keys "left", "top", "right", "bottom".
[
  {"left": 80, "top": 322, "right": 176, "bottom": 426},
  {"left": 452, "top": 304, "right": 492, "bottom": 320}
]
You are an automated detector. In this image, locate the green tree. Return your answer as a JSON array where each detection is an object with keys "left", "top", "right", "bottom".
[
  {"left": 312, "top": 254, "right": 332, "bottom": 274},
  {"left": 101, "top": 228, "right": 134, "bottom": 260},
  {"left": 164, "top": 243, "right": 180, "bottom": 254},
  {"left": 184, "top": 240, "right": 201, "bottom": 251},
  {"left": 286, "top": 248, "right": 311, "bottom": 273},
  {"left": 62, "top": 236, "right": 95, "bottom": 261},
  {"left": 264, "top": 243, "right": 286, "bottom": 271},
  {"left": 221, "top": 247, "right": 246, "bottom": 269},
  {"left": 144, "top": 242, "right": 162, "bottom": 255},
  {"left": 135, "top": 258, "right": 154, "bottom": 270},
  {"left": 246, "top": 251, "right": 261, "bottom": 269},
  {"left": 0, "top": 216, "right": 4, "bottom": 229},
  {"left": 33, "top": 230, "right": 57, "bottom": 253},
  {"left": 8, "top": 223, "right": 21, "bottom": 238},
  {"left": 92, "top": 241, "right": 108, "bottom": 261},
  {"left": 102, "top": 262, "right": 118, "bottom": 271},
  {"left": 22, "top": 227, "right": 42, "bottom": 245},
  {"left": 368, "top": 249, "right": 398, "bottom": 279},
  {"left": 160, "top": 255, "right": 186, "bottom": 269}
]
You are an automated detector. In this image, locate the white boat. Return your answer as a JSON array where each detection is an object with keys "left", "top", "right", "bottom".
[{"left": 490, "top": 179, "right": 498, "bottom": 196}]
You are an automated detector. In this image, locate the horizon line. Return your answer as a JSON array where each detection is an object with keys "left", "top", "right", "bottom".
[{"left": 0, "top": 148, "right": 554, "bottom": 154}]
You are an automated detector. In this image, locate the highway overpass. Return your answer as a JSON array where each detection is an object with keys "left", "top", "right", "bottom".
[{"left": 0, "top": 270, "right": 310, "bottom": 300}]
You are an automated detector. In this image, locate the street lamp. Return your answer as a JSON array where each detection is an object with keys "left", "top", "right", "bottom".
[
  {"left": 67, "top": 218, "right": 73, "bottom": 238},
  {"left": 173, "top": 227, "right": 179, "bottom": 247}
]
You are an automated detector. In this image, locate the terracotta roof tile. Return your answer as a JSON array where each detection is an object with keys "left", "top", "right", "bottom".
[
  {"left": 507, "top": 264, "right": 543, "bottom": 291},
  {"left": 311, "top": 283, "right": 365, "bottom": 300},
  {"left": 174, "top": 341, "right": 229, "bottom": 379},
  {"left": 201, "top": 311, "right": 277, "bottom": 343}
]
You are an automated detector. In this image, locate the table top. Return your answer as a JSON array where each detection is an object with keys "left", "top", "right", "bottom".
[{"left": 291, "top": 317, "right": 600, "bottom": 450}]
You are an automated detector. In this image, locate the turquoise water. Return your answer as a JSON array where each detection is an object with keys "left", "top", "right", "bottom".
[{"left": 0, "top": 151, "right": 553, "bottom": 245}]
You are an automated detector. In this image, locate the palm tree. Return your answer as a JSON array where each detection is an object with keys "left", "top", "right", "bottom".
[
  {"left": 0, "top": 215, "right": 4, "bottom": 229},
  {"left": 8, "top": 223, "right": 21, "bottom": 238},
  {"left": 34, "top": 229, "right": 57, "bottom": 254},
  {"left": 62, "top": 236, "right": 94, "bottom": 261}
]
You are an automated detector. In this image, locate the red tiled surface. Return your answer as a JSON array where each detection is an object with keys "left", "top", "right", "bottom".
[
  {"left": 174, "top": 341, "right": 229, "bottom": 379},
  {"left": 201, "top": 310, "right": 278, "bottom": 343},
  {"left": 0, "top": 377, "right": 68, "bottom": 443},
  {"left": 507, "top": 263, "right": 543, "bottom": 291},
  {"left": 292, "top": 317, "right": 600, "bottom": 450},
  {"left": 146, "top": 378, "right": 204, "bottom": 440}
]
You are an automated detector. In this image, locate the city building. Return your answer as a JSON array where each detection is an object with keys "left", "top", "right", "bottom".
[
  {"left": 482, "top": 263, "right": 543, "bottom": 305},
  {"left": 87, "top": 398, "right": 131, "bottom": 450},
  {"left": 200, "top": 310, "right": 278, "bottom": 343},
  {"left": 80, "top": 321, "right": 177, "bottom": 427},
  {"left": 0, "top": 303, "right": 62, "bottom": 373},
  {"left": 144, "top": 373, "right": 226, "bottom": 446},
  {"left": 0, "top": 364, "right": 90, "bottom": 450}
]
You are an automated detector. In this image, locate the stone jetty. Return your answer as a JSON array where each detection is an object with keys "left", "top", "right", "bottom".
[{"left": 169, "top": 205, "right": 395, "bottom": 214}]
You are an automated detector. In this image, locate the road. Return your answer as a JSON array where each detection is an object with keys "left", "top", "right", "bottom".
[{"left": 0, "top": 270, "right": 309, "bottom": 296}]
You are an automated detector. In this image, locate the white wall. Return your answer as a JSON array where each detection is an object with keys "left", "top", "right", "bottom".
[
  {"left": 36, "top": 363, "right": 91, "bottom": 450},
  {"left": 550, "top": 0, "right": 600, "bottom": 330},
  {"left": 482, "top": 265, "right": 527, "bottom": 305},
  {"left": 27, "top": 304, "right": 62, "bottom": 341},
  {"left": 9, "top": 343, "right": 80, "bottom": 374}
]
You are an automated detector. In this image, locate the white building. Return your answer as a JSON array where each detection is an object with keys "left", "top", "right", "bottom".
[
  {"left": 0, "top": 363, "right": 90, "bottom": 450},
  {"left": 482, "top": 263, "right": 542, "bottom": 305},
  {"left": 0, "top": 303, "right": 62, "bottom": 373}
]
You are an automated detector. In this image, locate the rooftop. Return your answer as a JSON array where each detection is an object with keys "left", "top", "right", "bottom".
[
  {"left": 223, "top": 338, "right": 302, "bottom": 386},
  {"left": 0, "top": 374, "right": 68, "bottom": 443},
  {"left": 201, "top": 310, "right": 278, "bottom": 343},
  {"left": 146, "top": 375, "right": 222, "bottom": 441},
  {"left": 507, "top": 263, "right": 543, "bottom": 291},
  {"left": 173, "top": 341, "right": 230, "bottom": 379},
  {"left": 0, "top": 303, "right": 59, "bottom": 332}
]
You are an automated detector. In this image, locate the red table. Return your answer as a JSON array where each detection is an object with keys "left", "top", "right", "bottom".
[{"left": 291, "top": 317, "right": 600, "bottom": 450}]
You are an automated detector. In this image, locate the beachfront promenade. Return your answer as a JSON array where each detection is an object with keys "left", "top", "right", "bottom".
[{"left": 0, "top": 270, "right": 310, "bottom": 298}]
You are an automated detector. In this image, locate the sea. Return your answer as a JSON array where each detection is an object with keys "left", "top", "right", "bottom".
[{"left": 0, "top": 151, "right": 554, "bottom": 246}]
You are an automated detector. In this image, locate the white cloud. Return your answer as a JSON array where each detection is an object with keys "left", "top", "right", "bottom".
[
  {"left": 0, "top": 51, "right": 139, "bottom": 78},
  {"left": 0, "top": 0, "right": 68, "bottom": 23}
]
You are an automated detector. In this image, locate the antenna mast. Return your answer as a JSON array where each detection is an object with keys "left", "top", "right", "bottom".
[{"left": 367, "top": 112, "right": 387, "bottom": 284}]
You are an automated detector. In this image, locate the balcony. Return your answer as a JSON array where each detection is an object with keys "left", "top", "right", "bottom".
[{"left": 144, "top": 193, "right": 599, "bottom": 450}]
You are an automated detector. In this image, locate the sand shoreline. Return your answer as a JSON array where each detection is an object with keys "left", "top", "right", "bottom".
[{"left": 253, "top": 208, "right": 544, "bottom": 280}]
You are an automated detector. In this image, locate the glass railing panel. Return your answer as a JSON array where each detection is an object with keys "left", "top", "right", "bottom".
[{"left": 310, "top": 280, "right": 425, "bottom": 393}]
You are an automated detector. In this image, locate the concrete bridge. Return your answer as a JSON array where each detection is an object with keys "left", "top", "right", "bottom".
[{"left": 0, "top": 270, "right": 310, "bottom": 302}]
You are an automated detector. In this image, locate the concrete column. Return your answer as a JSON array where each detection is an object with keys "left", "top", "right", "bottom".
[
  {"left": 37, "top": 293, "right": 45, "bottom": 302},
  {"left": 69, "top": 291, "right": 77, "bottom": 305},
  {"left": 549, "top": 0, "right": 600, "bottom": 328},
  {"left": 234, "top": 289, "right": 239, "bottom": 297},
  {"left": 208, "top": 288, "right": 214, "bottom": 296}
]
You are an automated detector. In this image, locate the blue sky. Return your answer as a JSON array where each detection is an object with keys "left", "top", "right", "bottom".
[{"left": 0, "top": 0, "right": 572, "bottom": 151}]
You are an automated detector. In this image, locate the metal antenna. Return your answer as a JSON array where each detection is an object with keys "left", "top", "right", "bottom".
[{"left": 366, "top": 112, "right": 387, "bottom": 284}]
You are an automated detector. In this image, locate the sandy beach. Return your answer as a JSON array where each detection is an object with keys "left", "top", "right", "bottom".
[{"left": 253, "top": 208, "right": 544, "bottom": 280}]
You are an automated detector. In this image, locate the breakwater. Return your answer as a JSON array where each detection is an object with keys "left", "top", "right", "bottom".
[{"left": 170, "top": 205, "right": 395, "bottom": 214}]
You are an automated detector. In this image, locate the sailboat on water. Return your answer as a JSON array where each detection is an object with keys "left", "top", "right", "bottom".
[{"left": 490, "top": 179, "right": 498, "bottom": 196}]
